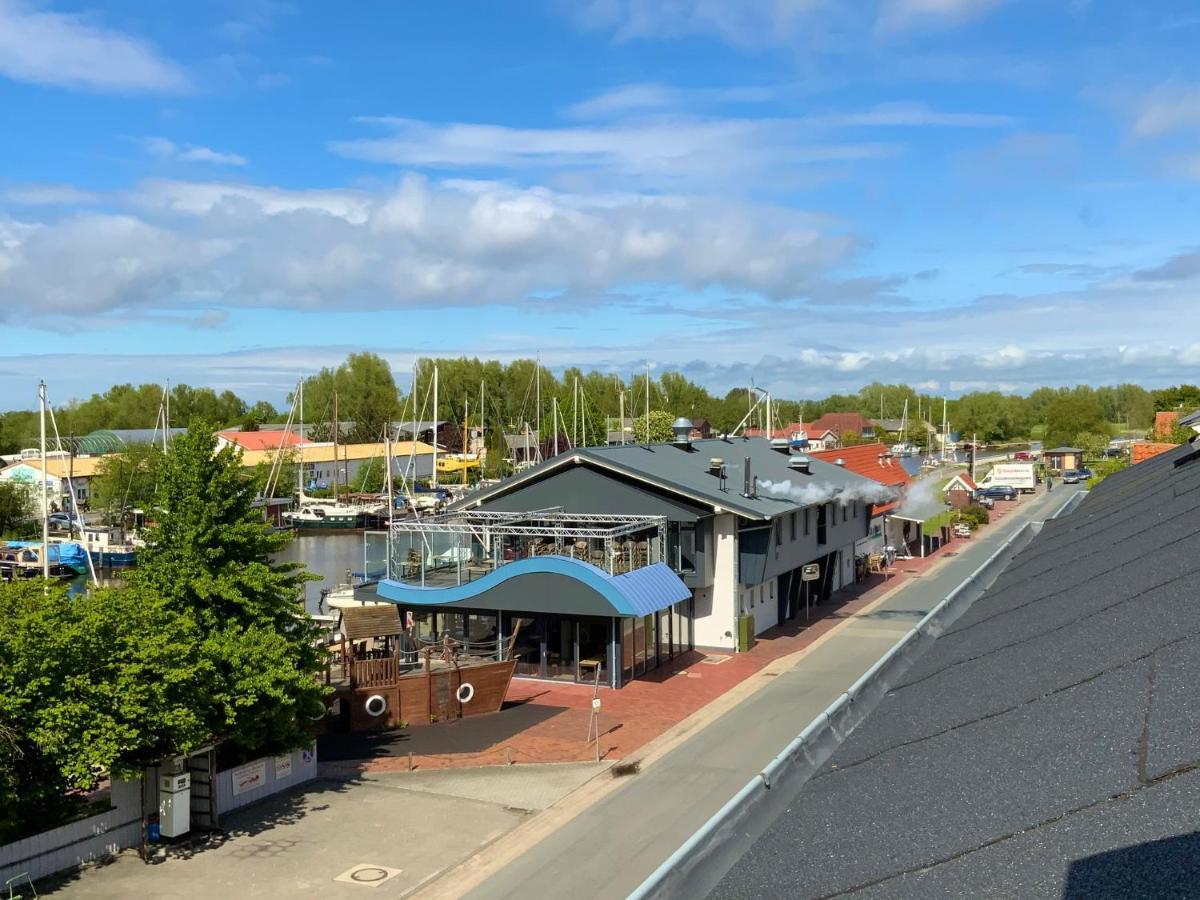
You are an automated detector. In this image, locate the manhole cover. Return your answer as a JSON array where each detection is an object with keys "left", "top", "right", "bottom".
[
  {"left": 334, "top": 864, "right": 403, "bottom": 888},
  {"left": 700, "top": 655, "right": 732, "bottom": 665}
]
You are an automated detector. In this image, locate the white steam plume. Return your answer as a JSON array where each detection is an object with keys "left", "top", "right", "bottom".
[{"left": 758, "top": 478, "right": 897, "bottom": 507}]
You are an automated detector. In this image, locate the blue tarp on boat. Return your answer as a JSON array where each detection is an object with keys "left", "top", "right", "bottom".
[{"left": 5, "top": 540, "right": 89, "bottom": 572}]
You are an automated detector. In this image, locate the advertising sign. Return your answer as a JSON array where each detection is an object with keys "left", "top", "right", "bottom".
[
  {"left": 274, "top": 753, "right": 293, "bottom": 780},
  {"left": 231, "top": 759, "right": 266, "bottom": 796}
]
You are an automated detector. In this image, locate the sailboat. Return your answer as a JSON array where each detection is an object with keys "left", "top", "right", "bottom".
[
  {"left": 283, "top": 388, "right": 388, "bottom": 530},
  {"left": 890, "top": 399, "right": 917, "bottom": 457}
]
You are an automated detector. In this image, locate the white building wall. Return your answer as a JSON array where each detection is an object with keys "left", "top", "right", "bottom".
[
  {"left": 692, "top": 512, "right": 737, "bottom": 651},
  {"left": 743, "top": 579, "right": 779, "bottom": 635}
]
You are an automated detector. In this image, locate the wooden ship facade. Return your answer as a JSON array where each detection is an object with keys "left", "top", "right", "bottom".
[{"left": 325, "top": 604, "right": 517, "bottom": 732}]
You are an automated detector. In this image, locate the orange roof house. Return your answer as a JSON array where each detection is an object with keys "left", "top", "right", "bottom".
[
  {"left": 215, "top": 430, "right": 308, "bottom": 452},
  {"left": 1132, "top": 441, "right": 1178, "bottom": 465},
  {"left": 810, "top": 443, "right": 911, "bottom": 516},
  {"left": 1154, "top": 411, "right": 1179, "bottom": 439}
]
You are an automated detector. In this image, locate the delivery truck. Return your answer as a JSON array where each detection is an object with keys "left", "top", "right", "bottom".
[{"left": 978, "top": 462, "right": 1038, "bottom": 494}]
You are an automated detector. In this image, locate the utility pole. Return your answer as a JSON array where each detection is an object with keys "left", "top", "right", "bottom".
[{"left": 39, "top": 381, "right": 49, "bottom": 582}]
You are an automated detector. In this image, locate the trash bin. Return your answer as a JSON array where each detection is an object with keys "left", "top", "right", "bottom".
[{"left": 146, "top": 813, "right": 161, "bottom": 843}]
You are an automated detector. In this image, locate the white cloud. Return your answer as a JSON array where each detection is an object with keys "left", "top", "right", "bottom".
[
  {"left": 876, "top": 0, "right": 1005, "bottom": 35},
  {"left": 2, "top": 183, "right": 99, "bottom": 206},
  {"left": 818, "top": 101, "right": 1014, "bottom": 128},
  {"left": 1131, "top": 83, "right": 1200, "bottom": 139},
  {"left": 330, "top": 115, "right": 896, "bottom": 188},
  {"left": 978, "top": 345, "right": 1028, "bottom": 368},
  {"left": 0, "top": 0, "right": 188, "bottom": 93},
  {"left": 571, "top": 0, "right": 834, "bottom": 47},
  {"left": 142, "top": 137, "right": 248, "bottom": 166},
  {"left": 0, "top": 175, "right": 861, "bottom": 319}
]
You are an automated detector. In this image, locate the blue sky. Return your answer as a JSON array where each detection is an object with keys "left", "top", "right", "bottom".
[{"left": 1, "top": 0, "right": 1199, "bottom": 409}]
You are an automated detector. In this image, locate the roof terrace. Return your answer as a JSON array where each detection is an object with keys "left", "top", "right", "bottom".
[{"left": 388, "top": 507, "right": 668, "bottom": 588}]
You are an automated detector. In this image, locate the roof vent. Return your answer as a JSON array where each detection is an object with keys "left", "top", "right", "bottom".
[
  {"left": 671, "top": 417, "right": 693, "bottom": 449},
  {"left": 788, "top": 455, "right": 811, "bottom": 474},
  {"left": 743, "top": 455, "right": 756, "bottom": 498},
  {"left": 708, "top": 457, "right": 724, "bottom": 476},
  {"left": 769, "top": 438, "right": 790, "bottom": 454},
  {"left": 834, "top": 458, "right": 846, "bottom": 467}
]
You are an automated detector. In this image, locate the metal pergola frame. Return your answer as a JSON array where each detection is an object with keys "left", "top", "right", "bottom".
[{"left": 388, "top": 507, "right": 669, "bottom": 583}]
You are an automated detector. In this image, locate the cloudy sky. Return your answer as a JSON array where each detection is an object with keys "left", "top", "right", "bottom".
[{"left": 1, "top": 0, "right": 1199, "bottom": 409}]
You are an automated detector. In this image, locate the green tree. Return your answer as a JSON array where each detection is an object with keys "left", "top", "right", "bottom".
[
  {"left": 841, "top": 430, "right": 861, "bottom": 447},
  {"left": 130, "top": 423, "right": 325, "bottom": 756},
  {"left": 631, "top": 410, "right": 677, "bottom": 443},
  {"left": 1164, "top": 422, "right": 1197, "bottom": 445},
  {"left": 0, "top": 579, "right": 212, "bottom": 841},
  {"left": 1044, "top": 394, "right": 1108, "bottom": 448},
  {"left": 90, "top": 443, "right": 164, "bottom": 524},
  {"left": 0, "top": 481, "right": 33, "bottom": 536},
  {"left": 302, "top": 352, "right": 400, "bottom": 443},
  {"left": 1074, "top": 431, "right": 1110, "bottom": 460}
]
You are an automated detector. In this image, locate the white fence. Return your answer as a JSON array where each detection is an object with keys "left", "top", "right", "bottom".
[
  {"left": 215, "top": 743, "right": 318, "bottom": 816},
  {"left": 0, "top": 779, "right": 141, "bottom": 887},
  {"left": 0, "top": 742, "right": 319, "bottom": 890},
  {"left": 630, "top": 491, "right": 1084, "bottom": 899}
]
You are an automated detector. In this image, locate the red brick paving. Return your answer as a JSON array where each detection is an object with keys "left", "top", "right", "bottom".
[{"left": 323, "top": 496, "right": 1029, "bottom": 776}]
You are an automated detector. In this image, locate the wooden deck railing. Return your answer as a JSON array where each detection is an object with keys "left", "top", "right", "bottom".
[{"left": 352, "top": 657, "right": 398, "bottom": 688}]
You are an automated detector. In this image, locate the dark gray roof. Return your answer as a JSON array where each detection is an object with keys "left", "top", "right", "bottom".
[
  {"left": 459, "top": 437, "right": 884, "bottom": 521},
  {"left": 1181, "top": 407, "right": 1200, "bottom": 428},
  {"left": 1045, "top": 445, "right": 1083, "bottom": 453},
  {"left": 714, "top": 439, "right": 1200, "bottom": 899}
]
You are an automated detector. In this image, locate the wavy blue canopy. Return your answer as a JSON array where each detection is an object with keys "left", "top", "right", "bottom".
[{"left": 376, "top": 558, "right": 690, "bottom": 618}]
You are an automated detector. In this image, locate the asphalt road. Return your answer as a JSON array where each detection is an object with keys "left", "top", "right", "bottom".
[{"left": 464, "top": 484, "right": 1083, "bottom": 900}]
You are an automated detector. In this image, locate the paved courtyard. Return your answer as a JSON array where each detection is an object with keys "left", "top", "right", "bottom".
[{"left": 44, "top": 764, "right": 605, "bottom": 898}]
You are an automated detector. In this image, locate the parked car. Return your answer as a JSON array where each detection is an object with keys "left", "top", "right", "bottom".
[
  {"left": 1077, "top": 468, "right": 1093, "bottom": 480},
  {"left": 977, "top": 485, "right": 1017, "bottom": 501},
  {"left": 1062, "top": 470, "right": 1080, "bottom": 484},
  {"left": 47, "top": 512, "right": 82, "bottom": 530},
  {"left": 1013, "top": 451, "right": 1032, "bottom": 461}
]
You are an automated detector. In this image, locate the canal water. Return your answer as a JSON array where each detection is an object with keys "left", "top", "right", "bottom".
[
  {"left": 275, "top": 530, "right": 389, "bottom": 614},
  {"left": 68, "top": 530, "right": 389, "bottom": 615}
]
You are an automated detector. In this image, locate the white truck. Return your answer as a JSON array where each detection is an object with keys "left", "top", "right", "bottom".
[{"left": 978, "top": 462, "right": 1038, "bottom": 494}]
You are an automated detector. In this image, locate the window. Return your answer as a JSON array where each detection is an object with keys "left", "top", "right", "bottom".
[
  {"left": 775, "top": 520, "right": 782, "bottom": 547},
  {"left": 804, "top": 508, "right": 811, "bottom": 536},
  {"left": 818, "top": 504, "right": 828, "bottom": 545},
  {"left": 790, "top": 512, "right": 797, "bottom": 541},
  {"left": 853, "top": 501, "right": 859, "bottom": 519}
]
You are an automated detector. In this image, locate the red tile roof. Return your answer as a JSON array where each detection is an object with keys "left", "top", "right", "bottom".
[
  {"left": 944, "top": 473, "right": 978, "bottom": 492},
  {"left": 808, "top": 412, "right": 873, "bottom": 437},
  {"left": 1132, "top": 441, "right": 1177, "bottom": 464},
  {"left": 217, "top": 430, "right": 307, "bottom": 451},
  {"left": 810, "top": 442, "right": 911, "bottom": 516}
]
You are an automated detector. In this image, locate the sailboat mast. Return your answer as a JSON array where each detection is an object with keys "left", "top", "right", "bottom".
[
  {"left": 385, "top": 430, "right": 394, "bottom": 577},
  {"left": 645, "top": 364, "right": 651, "bottom": 444},
  {"left": 619, "top": 387, "right": 625, "bottom": 445},
  {"left": 39, "top": 380, "right": 49, "bottom": 581},
  {"left": 332, "top": 390, "right": 339, "bottom": 501},
  {"left": 298, "top": 379, "right": 304, "bottom": 496},
  {"left": 552, "top": 396, "right": 559, "bottom": 458},
  {"left": 462, "top": 397, "right": 469, "bottom": 486},
  {"left": 432, "top": 363, "right": 439, "bottom": 488}
]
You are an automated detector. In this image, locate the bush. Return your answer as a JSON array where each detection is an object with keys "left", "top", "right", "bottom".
[{"left": 956, "top": 505, "right": 990, "bottom": 528}]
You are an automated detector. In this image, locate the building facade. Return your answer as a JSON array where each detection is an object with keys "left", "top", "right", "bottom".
[{"left": 371, "top": 435, "right": 877, "bottom": 686}]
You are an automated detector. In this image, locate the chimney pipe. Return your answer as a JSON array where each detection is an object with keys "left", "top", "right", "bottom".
[{"left": 743, "top": 456, "right": 753, "bottom": 498}]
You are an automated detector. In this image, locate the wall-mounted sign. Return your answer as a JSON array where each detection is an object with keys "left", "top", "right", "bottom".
[
  {"left": 801, "top": 563, "right": 820, "bottom": 582},
  {"left": 231, "top": 759, "right": 266, "bottom": 796}
]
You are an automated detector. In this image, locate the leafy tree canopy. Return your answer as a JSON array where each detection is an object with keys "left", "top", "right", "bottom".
[
  {"left": 631, "top": 410, "right": 678, "bottom": 443},
  {"left": 130, "top": 422, "right": 325, "bottom": 755}
]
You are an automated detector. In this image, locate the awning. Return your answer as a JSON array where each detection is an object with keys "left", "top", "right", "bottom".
[{"left": 376, "top": 558, "right": 691, "bottom": 619}]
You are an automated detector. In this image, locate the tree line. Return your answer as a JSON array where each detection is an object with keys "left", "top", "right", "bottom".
[{"left": 2, "top": 352, "right": 1198, "bottom": 456}]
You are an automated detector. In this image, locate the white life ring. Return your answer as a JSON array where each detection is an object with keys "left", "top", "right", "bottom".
[
  {"left": 309, "top": 702, "right": 328, "bottom": 721},
  {"left": 456, "top": 682, "right": 474, "bottom": 704},
  {"left": 364, "top": 694, "right": 387, "bottom": 717}
]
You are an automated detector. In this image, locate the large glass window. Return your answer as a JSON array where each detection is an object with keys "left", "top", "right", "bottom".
[
  {"left": 621, "top": 617, "right": 636, "bottom": 683},
  {"left": 577, "top": 618, "right": 608, "bottom": 685},
  {"left": 668, "top": 522, "right": 697, "bottom": 573},
  {"left": 509, "top": 615, "right": 544, "bottom": 678},
  {"left": 544, "top": 617, "right": 576, "bottom": 681}
]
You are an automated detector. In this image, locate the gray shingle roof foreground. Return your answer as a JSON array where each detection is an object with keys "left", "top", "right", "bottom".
[{"left": 713, "top": 440, "right": 1200, "bottom": 899}]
